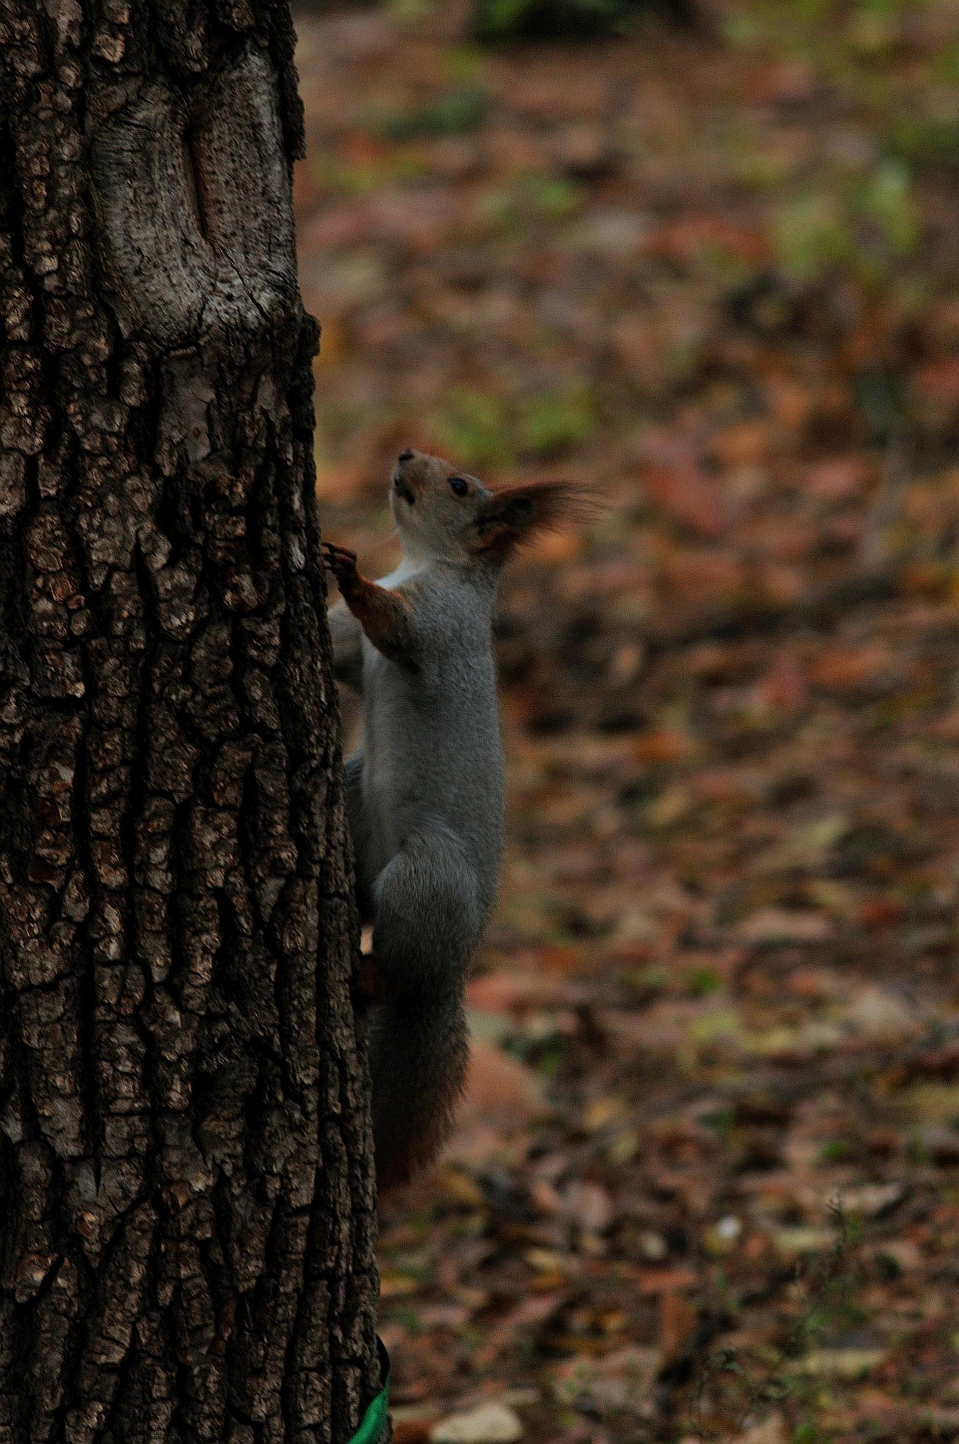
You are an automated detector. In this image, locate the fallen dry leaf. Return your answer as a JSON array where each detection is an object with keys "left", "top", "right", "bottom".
[{"left": 429, "top": 1404, "right": 523, "bottom": 1444}]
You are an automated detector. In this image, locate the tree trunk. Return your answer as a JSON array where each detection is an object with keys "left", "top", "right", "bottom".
[{"left": 0, "top": 4, "right": 381, "bottom": 1441}]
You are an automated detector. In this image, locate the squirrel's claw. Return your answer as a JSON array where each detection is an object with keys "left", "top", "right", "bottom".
[{"left": 322, "top": 541, "right": 359, "bottom": 585}]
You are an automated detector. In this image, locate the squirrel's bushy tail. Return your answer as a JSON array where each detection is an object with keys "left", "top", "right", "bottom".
[{"left": 369, "top": 992, "right": 469, "bottom": 1190}]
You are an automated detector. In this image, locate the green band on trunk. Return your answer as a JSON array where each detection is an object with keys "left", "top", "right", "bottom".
[{"left": 347, "top": 1340, "right": 390, "bottom": 1444}]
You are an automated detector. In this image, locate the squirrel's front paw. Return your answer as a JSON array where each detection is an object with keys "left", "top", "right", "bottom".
[{"left": 322, "top": 541, "right": 358, "bottom": 587}]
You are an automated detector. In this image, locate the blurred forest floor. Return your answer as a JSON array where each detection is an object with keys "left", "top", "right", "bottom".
[{"left": 293, "top": 2, "right": 959, "bottom": 1438}]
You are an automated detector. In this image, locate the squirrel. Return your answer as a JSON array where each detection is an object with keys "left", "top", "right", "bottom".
[{"left": 323, "top": 448, "right": 588, "bottom": 1189}]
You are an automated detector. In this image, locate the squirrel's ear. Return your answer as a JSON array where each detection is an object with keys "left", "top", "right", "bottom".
[{"left": 473, "top": 480, "right": 595, "bottom": 556}]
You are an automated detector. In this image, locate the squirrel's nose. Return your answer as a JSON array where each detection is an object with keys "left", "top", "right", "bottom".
[{"left": 397, "top": 449, "right": 415, "bottom": 463}]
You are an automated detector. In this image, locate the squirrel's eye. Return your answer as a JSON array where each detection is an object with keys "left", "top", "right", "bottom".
[{"left": 449, "top": 477, "right": 469, "bottom": 497}]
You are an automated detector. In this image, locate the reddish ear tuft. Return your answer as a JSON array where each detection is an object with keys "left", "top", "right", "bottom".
[{"left": 472, "top": 480, "right": 597, "bottom": 557}]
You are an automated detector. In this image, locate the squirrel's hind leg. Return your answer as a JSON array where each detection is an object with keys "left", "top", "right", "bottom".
[
  {"left": 344, "top": 753, "right": 382, "bottom": 1013},
  {"left": 371, "top": 829, "right": 482, "bottom": 995},
  {"left": 344, "top": 754, "right": 375, "bottom": 923}
]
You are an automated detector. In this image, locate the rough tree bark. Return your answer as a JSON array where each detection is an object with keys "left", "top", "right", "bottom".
[{"left": 0, "top": 3, "right": 381, "bottom": 1441}]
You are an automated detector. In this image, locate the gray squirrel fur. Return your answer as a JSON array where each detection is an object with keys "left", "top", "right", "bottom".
[{"left": 324, "top": 449, "right": 587, "bottom": 1188}]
